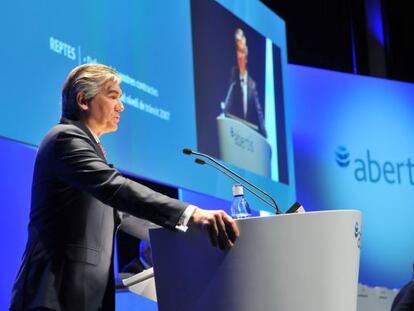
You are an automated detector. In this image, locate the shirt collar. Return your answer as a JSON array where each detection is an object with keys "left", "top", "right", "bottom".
[
  {"left": 86, "top": 126, "right": 100, "bottom": 144},
  {"left": 239, "top": 70, "right": 248, "bottom": 82}
]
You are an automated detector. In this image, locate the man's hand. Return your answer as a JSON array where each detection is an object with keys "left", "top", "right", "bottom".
[{"left": 189, "top": 208, "right": 240, "bottom": 250}]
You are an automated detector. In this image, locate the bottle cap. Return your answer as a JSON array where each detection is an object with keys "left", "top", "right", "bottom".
[{"left": 232, "top": 184, "right": 244, "bottom": 196}]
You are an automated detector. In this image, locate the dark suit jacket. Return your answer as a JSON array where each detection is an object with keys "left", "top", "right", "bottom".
[
  {"left": 10, "top": 118, "right": 187, "bottom": 311},
  {"left": 392, "top": 280, "right": 414, "bottom": 311},
  {"left": 224, "top": 68, "right": 267, "bottom": 137}
]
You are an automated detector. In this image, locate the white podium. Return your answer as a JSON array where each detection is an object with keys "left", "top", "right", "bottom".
[
  {"left": 149, "top": 210, "right": 362, "bottom": 311},
  {"left": 217, "top": 115, "right": 272, "bottom": 177}
]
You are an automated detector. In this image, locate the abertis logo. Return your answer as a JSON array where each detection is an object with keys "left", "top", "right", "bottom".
[
  {"left": 354, "top": 221, "right": 361, "bottom": 248},
  {"left": 335, "top": 146, "right": 350, "bottom": 167},
  {"left": 335, "top": 146, "right": 414, "bottom": 185}
]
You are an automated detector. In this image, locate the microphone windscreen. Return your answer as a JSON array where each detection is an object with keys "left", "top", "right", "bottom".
[
  {"left": 182, "top": 148, "right": 193, "bottom": 155},
  {"left": 195, "top": 158, "right": 206, "bottom": 165}
]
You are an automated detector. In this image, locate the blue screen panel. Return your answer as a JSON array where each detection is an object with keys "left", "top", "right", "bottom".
[
  {"left": 289, "top": 64, "right": 414, "bottom": 288},
  {"left": 0, "top": 138, "right": 36, "bottom": 310}
]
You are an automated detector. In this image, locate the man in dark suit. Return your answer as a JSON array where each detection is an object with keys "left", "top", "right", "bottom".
[
  {"left": 223, "top": 28, "right": 267, "bottom": 137},
  {"left": 391, "top": 264, "right": 414, "bottom": 311},
  {"left": 10, "top": 64, "right": 239, "bottom": 311}
]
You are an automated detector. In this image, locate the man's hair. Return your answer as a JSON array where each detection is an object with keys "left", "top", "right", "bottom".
[
  {"left": 61, "top": 64, "right": 121, "bottom": 120},
  {"left": 234, "top": 28, "right": 248, "bottom": 56}
]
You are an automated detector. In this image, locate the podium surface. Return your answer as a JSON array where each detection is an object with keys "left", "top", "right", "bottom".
[{"left": 150, "top": 210, "right": 361, "bottom": 311}]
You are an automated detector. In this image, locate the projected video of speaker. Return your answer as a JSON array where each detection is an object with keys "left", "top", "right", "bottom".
[{"left": 191, "top": 0, "right": 287, "bottom": 182}]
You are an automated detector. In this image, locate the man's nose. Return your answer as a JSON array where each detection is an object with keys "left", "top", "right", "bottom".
[{"left": 116, "top": 101, "right": 124, "bottom": 112}]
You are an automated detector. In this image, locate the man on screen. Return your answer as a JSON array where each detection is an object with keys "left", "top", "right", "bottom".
[
  {"left": 223, "top": 28, "right": 267, "bottom": 137},
  {"left": 10, "top": 64, "right": 239, "bottom": 311}
]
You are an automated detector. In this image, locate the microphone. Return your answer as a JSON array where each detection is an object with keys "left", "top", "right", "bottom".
[
  {"left": 182, "top": 148, "right": 193, "bottom": 155},
  {"left": 194, "top": 158, "right": 275, "bottom": 211},
  {"left": 182, "top": 148, "right": 282, "bottom": 214},
  {"left": 221, "top": 81, "right": 236, "bottom": 113}
]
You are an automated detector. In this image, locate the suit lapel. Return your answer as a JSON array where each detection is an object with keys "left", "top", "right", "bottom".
[{"left": 60, "top": 118, "right": 107, "bottom": 162}]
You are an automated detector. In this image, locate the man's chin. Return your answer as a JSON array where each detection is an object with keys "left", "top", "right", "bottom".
[{"left": 104, "top": 124, "right": 118, "bottom": 134}]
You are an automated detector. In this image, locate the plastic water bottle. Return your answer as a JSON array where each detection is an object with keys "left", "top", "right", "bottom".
[{"left": 230, "top": 184, "right": 251, "bottom": 219}]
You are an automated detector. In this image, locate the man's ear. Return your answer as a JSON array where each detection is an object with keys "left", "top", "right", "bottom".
[{"left": 76, "top": 92, "right": 88, "bottom": 112}]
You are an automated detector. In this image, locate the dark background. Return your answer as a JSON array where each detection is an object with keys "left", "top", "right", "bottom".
[{"left": 260, "top": 0, "right": 414, "bottom": 83}]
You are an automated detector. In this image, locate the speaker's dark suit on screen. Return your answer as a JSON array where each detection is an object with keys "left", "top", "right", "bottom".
[
  {"left": 10, "top": 118, "right": 187, "bottom": 310},
  {"left": 224, "top": 68, "right": 267, "bottom": 138}
]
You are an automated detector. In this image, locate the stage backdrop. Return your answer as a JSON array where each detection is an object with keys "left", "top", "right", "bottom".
[
  {"left": 289, "top": 64, "right": 414, "bottom": 288},
  {"left": 2, "top": 59, "right": 414, "bottom": 311}
]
